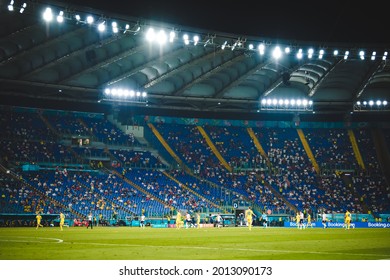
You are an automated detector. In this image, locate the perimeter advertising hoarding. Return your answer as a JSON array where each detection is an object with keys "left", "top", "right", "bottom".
[{"left": 284, "top": 222, "right": 390, "bottom": 228}]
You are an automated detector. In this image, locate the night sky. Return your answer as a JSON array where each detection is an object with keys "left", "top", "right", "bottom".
[{"left": 58, "top": 0, "right": 390, "bottom": 45}]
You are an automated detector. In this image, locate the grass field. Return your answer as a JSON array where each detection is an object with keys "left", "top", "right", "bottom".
[{"left": 0, "top": 226, "right": 389, "bottom": 260}]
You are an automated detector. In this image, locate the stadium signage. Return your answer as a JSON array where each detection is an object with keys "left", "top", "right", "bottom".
[
  {"left": 327, "top": 222, "right": 353, "bottom": 228},
  {"left": 284, "top": 222, "right": 390, "bottom": 228},
  {"left": 367, "top": 222, "right": 390, "bottom": 228}
]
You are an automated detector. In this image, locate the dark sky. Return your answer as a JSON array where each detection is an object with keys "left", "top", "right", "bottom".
[{"left": 57, "top": 0, "right": 389, "bottom": 45}]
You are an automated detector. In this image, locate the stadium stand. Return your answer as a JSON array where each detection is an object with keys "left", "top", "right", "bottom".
[{"left": 1, "top": 105, "right": 389, "bottom": 227}]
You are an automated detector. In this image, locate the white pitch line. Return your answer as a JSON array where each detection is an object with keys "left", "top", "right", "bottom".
[
  {"left": 0, "top": 237, "right": 63, "bottom": 243},
  {"left": 63, "top": 241, "right": 390, "bottom": 258}
]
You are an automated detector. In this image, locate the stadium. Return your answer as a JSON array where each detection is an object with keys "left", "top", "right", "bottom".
[{"left": 0, "top": 0, "right": 390, "bottom": 263}]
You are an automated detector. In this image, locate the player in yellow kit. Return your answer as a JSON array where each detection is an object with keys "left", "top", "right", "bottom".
[
  {"left": 196, "top": 213, "right": 201, "bottom": 229},
  {"left": 59, "top": 212, "right": 65, "bottom": 231},
  {"left": 36, "top": 212, "right": 43, "bottom": 229},
  {"left": 345, "top": 210, "right": 352, "bottom": 230},
  {"left": 175, "top": 211, "right": 182, "bottom": 229},
  {"left": 306, "top": 213, "right": 313, "bottom": 228},
  {"left": 245, "top": 206, "right": 256, "bottom": 231},
  {"left": 295, "top": 212, "right": 300, "bottom": 229}
]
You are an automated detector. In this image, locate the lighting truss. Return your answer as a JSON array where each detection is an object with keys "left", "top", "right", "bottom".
[
  {"left": 353, "top": 100, "right": 388, "bottom": 112},
  {"left": 4, "top": 1, "right": 389, "bottom": 61},
  {"left": 100, "top": 88, "right": 148, "bottom": 104},
  {"left": 260, "top": 98, "right": 313, "bottom": 112}
]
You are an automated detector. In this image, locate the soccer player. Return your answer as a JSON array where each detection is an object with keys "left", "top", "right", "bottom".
[
  {"left": 239, "top": 212, "right": 245, "bottom": 226},
  {"left": 185, "top": 212, "right": 192, "bottom": 229},
  {"left": 261, "top": 211, "right": 268, "bottom": 228},
  {"left": 59, "top": 212, "right": 65, "bottom": 231},
  {"left": 216, "top": 213, "right": 223, "bottom": 228},
  {"left": 295, "top": 212, "right": 300, "bottom": 229},
  {"left": 321, "top": 212, "right": 327, "bottom": 228},
  {"left": 345, "top": 209, "right": 352, "bottom": 230},
  {"left": 36, "top": 212, "right": 43, "bottom": 229},
  {"left": 175, "top": 211, "right": 182, "bottom": 229},
  {"left": 245, "top": 207, "right": 256, "bottom": 231},
  {"left": 306, "top": 213, "right": 313, "bottom": 228},
  {"left": 299, "top": 211, "right": 305, "bottom": 229},
  {"left": 196, "top": 213, "right": 201, "bottom": 229},
  {"left": 140, "top": 214, "right": 146, "bottom": 229}
]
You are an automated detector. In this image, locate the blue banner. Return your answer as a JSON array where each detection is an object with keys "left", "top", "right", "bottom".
[
  {"left": 151, "top": 223, "right": 168, "bottom": 228},
  {"left": 284, "top": 221, "right": 390, "bottom": 228}
]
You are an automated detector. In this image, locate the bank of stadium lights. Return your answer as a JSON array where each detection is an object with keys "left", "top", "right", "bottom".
[
  {"left": 97, "top": 21, "right": 106, "bottom": 32},
  {"left": 102, "top": 88, "right": 147, "bottom": 103},
  {"left": 307, "top": 48, "right": 314, "bottom": 59},
  {"left": 42, "top": 7, "right": 53, "bottom": 22},
  {"left": 319, "top": 49, "right": 324, "bottom": 59},
  {"left": 112, "top": 22, "right": 119, "bottom": 34},
  {"left": 145, "top": 27, "right": 177, "bottom": 45},
  {"left": 57, "top": 11, "right": 64, "bottom": 23},
  {"left": 258, "top": 43, "right": 265, "bottom": 55},
  {"left": 183, "top": 34, "right": 190, "bottom": 45},
  {"left": 7, "top": 0, "right": 27, "bottom": 13},
  {"left": 368, "top": 51, "right": 388, "bottom": 61},
  {"left": 296, "top": 49, "right": 303, "bottom": 59},
  {"left": 260, "top": 98, "right": 313, "bottom": 112},
  {"left": 354, "top": 100, "right": 388, "bottom": 112},
  {"left": 272, "top": 46, "right": 282, "bottom": 59},
  {"left": 6, "top": 3, "right": 390, "bottom": 61}
]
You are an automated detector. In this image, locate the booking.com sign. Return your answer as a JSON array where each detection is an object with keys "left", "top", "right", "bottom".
[{"left": 284, "top": 222, "right": 390, "bottom": 228}]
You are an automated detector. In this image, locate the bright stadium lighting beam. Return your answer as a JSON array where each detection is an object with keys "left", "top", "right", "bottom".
[
  {"left": 56, "top": 11, "right": 64, "bottom": 23},
  {"left": 43, "top": 7, "right": 53, "bottom": 22},
  {"left": 20, "top": 2, "right": 27, "bottom": 13},
  {"left": 86, "top": 15, "right": 94, "bottom": 25},
  {"left": 98, "top": 21, "right": 106, "bottom": 32},
  {"left": 101, "top": 87, "right": 148, "bottom": 104},
  {"left": 157, "top": 30, "right": 168, "bottom": 45},
  {"left": 272, "top": 46, "right": 282, "bottom": 60},
  {"left": 8, "top": 0, "right": 14, "bottom": 11},
  {"left": 145, "top": 27, "right": 155, "bottom": 42},
  {"left": 259, "top": 97, "right": 312, "bottom": 111}
]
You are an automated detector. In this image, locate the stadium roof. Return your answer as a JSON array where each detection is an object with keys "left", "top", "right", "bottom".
[{"left": 0, "top": 0, "right": 389, "bottom": 122}]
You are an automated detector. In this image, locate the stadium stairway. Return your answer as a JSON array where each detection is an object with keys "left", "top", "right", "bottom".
[
  {"left": 103, "top": 147, "right": 121, "bottom": 164},
  {"left": 197, "top": 126, "right": 232, "bottom": 172},
  {"left": 348, "top": 129, "right": 365, "bottom": 170},
  {"left": 246, "top": 127, "right": 272, "bottom": 170},
  {"left": 67, "top": 145, "right": 87, "bottom": 164},
  {"left": 147, "top": 123, "right": 192, "bottom": 173},
  {"left": 185, "top": 171, "right": 264, "bottom": 213},
  {"left": 255, "top": 173, "right": 298, "bottom": 213},
  {"left": 77, "top": 118, "right": 95, "bottom": 138},
  {"left": 246, "top": 128, "right": 269, "bottom": 159},
  {"left": 296, "top": 129, "right": 320, "bottom": 174},
  {"left": 110, "top": 169, "right": 174, "bottom": 212},
  {"left": 161, "top": 170, "right": 224, "bottom": 212},
  {"left": 37, "top": 111, "right": 61, "bottom": 138},
  {"left": 76, "top": 176, "right": 137, "bottom": 216}
]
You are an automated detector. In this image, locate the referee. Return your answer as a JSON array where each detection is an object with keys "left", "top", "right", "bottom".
[{"left": 87, "top": 212, "right": 93, "bottom": 229}]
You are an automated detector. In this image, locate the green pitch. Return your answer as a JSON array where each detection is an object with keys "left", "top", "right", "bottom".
[{"left": 0, "top": 226, "right": 389, "bottom": 260}]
